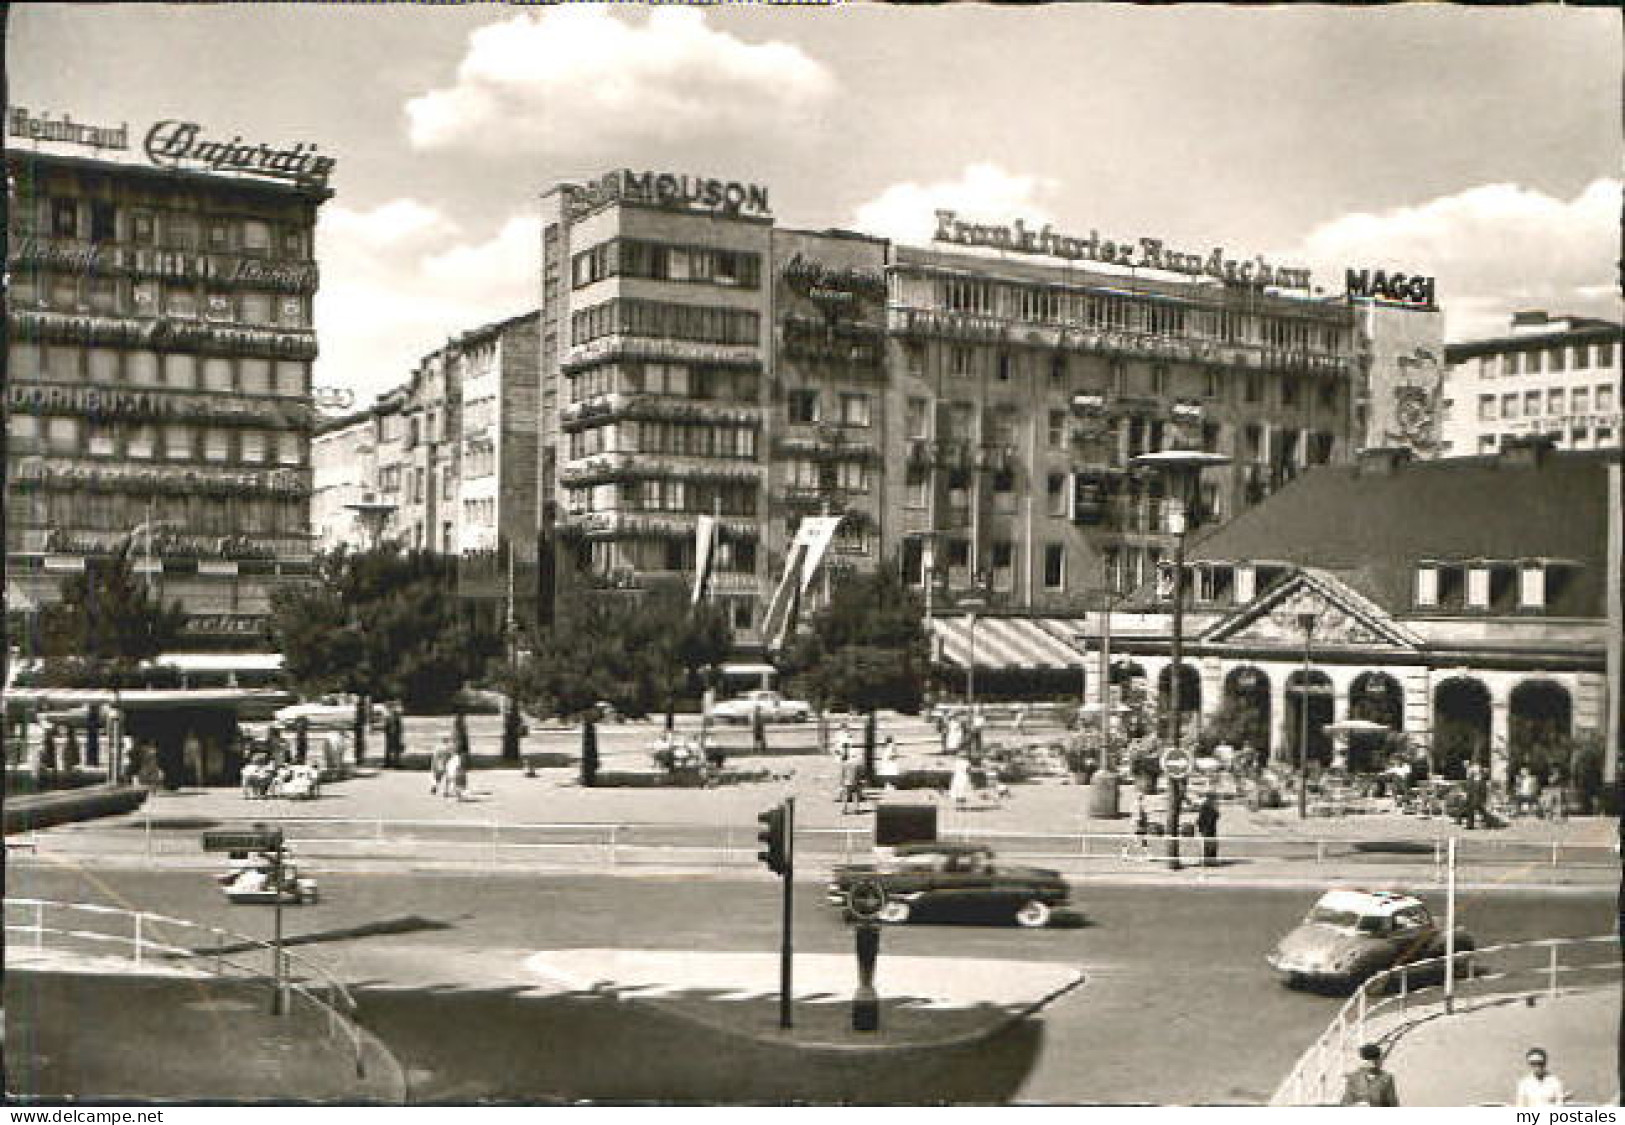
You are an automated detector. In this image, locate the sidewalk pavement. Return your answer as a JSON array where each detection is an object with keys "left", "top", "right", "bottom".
[
  {"left": 17, "top": 753, "right": 1617, "bottom": 889},
  {"left": 1383, "top": 988, "right": 1619, "bottom": 1106}
]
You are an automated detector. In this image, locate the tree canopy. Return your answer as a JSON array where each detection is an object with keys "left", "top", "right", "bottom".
[
  {"left": 785, "top": 566, "right": 929, "bottom": 714},
  {"left": 506, "top": 579, "right": 732, "bottom": 721},
  {"left": 270, "top": 545, "right": 503, "bottom": 711},
  {"left": 32, "top": 546, "right": 188, "bottom": 684}
]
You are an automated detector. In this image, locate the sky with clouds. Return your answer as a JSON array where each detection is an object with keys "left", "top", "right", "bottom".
[{"left": 10, "top": 3, "right": 1620, "bottom": 404}]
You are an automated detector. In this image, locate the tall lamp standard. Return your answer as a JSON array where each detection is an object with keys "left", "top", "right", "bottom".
[
  {"left": 1132, "top": 449, "right": 1230, "bottom": 867},
  {"left": 1293, "top": 610, "right": 1321, "bottom": 819}
]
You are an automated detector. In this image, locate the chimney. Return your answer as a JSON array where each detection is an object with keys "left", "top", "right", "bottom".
[
  {"left": 1357, "top": 446, "right": 1413, "bottom": 476},
  {"left": 1500, "top": 434, "right": 1558, "bottom": 468}
]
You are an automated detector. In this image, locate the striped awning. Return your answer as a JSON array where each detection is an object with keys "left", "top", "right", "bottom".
[{"left": 930, "top": 616, "right": 1088, "bottom": 671}]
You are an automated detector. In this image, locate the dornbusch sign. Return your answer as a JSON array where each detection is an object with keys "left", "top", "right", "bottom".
[
  {"left": 935, "top": 210, "right": 1313, "bottom": 292},
  {"left": 568, "top": 170, "right": 771, "bottom": 218},
  {"left": 1346, "top": 269, "right": 1437, "bottom": 309},
  {"left": 144, "top": 120, "right": 336, "bottom": 187}
]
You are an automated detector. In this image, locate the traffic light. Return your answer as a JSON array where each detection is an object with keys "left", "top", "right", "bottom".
[{"left": 756, "top": 803, "right": 789, "bottom": 876}]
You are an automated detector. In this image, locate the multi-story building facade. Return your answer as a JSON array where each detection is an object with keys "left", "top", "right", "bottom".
[
  {"left": 537, "top": 170, "right": 1367, "bottom": 642},
  {"left": 1439, "top": 311, "right": 1622, "bottom": 458},
  {"left": 6, "top": 142, "right": 330, "bottom": 648},
  {"left": 310, "top": 312, "right": 540, "bottom": 616}
]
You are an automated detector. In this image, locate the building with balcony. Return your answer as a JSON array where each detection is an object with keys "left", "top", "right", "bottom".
[
  {"left": 1438, "top": 311, "right": 1622, "bottom": 458},
  {"left": 5, "top": 145, "right": 329, "bottom": 648},
  {"left": 532, "top": 170, "right": 1460, "bottom": 646}
]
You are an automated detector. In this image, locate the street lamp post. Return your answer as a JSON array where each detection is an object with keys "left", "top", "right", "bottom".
[
  {"left": 1133, "top": 449, "right": 1229, "bottom": 870},
  {"left": 1295, "top": 610, "right": 1320, "bottom": 819}
]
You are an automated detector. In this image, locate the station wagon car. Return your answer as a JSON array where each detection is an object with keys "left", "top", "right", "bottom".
[
  {"left": 1267, "top": 889, "right": 1474, "bottom": 988},
  {"left": 828, "top": 842, "right": 1071, "bottom": 928}
]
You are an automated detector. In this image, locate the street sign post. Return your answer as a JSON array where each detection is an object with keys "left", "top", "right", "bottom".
[{"left": 202, "top": 825, "right": 286, "bottom": 1014}]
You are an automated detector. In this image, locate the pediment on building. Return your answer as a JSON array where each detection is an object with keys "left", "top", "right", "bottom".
[{"left": 1200, "top": 568, "right": 1422, "bottom": 652}]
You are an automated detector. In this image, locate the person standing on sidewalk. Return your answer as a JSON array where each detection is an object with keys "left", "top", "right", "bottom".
[
  {"left": 1196, "top": 792, "right": 1220, "bottom": 866},
  {"left": 1341, "top": 1043, "right": 1399, "bottom": 1106},
  {"left": 1514, "top": 1047, "right": 1566, "bottom": 1106},
  {"left": 751, "top": 706, "right": 768, "bottom": 756},
  {"left": 384, "top": 703, "right": 405, "bottom": 768}
]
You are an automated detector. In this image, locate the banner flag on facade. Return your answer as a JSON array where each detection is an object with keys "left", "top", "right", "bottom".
[
  {"left": 762, "top": 541, "right": 807, "bottom": 653},
  {"left": 692, "top": 515, "right": 719, "bottom": 606},
  {"left": 761, "top": 515, "right": 844, "bottom": 653}
]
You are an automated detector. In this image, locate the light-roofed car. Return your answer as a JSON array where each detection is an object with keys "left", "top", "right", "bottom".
[
  {"left": 711, "top": 690, "right": 811, "bottom": 725},
  {"left": 1267, "top": 888, "right": 1474, "bottom": 989}
]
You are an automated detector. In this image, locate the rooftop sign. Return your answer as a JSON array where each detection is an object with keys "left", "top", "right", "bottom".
[
  {"left": 1346, "top": 269, "right": 1437, "bottom": 310},
  {"left": 933, "top": 210, "right": 1314, "bottom": 293},
  {"left": 9, "top": 107, "right": 129, "bottom": 151},
  {"left": 567, "top": 170, "right": 770, "bottom": 219},
  {"left": 145, "top": 120, "right": 336, "bottom": 187}
]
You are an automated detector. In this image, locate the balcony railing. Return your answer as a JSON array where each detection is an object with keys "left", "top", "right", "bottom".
[
  {"left": 559, "top": 452, "right": 763, "bottom": 487},
  {"left": 560, "top": 393, "right": 762, "bottom": 431}
]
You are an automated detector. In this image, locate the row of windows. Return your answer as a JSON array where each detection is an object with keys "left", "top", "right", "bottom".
[
  {"left": 1474, "top": 426, "right": 1617, "bottom": 454},
  {"left": 783, "top": 459, "right": 871, "bottom": 493},
  {"left": 10, "top": 272, "right": 310, "bottom": 327},
  {"left": 13, "top": 489, "right": 306, "bottom": 536},
  {"left": 14, "top": 196, "right": 307, "bottom": 257},
  {"left": 7, "top": 414, "right": 306, "bottom": 466},
  {"left": 568, "top": 420, "right": 760, "bottom": 461},
  {"left": 924, "top": 277, "right": 1345, "bottom": 352},
  {"left": 463, "top": 496, "right": 497, "bottom": 529},
  {"left": 10, "top": 344, "right": 309, "bottom": 397},
  {"left": 568, "top": 361, "right": 760, "bottom": 403},
  {"left": 1473, "top": 341, "right": 1616, "bottom": 378},
  {"left": 570, "top": 480, "right": 760, "bottom": 519},
  {"left": 570, "top": 299, "right": 761, "bottom": 348},
  {"left": 914, "top": 344, "right": 1342, "bottom": 411},
  {"left": 586, "top": 538, "right": 759, "bottom": 577},
  {"left": 787, "top": 389, "right": 872, "bottom": 427},
  {"left": 1415, "top": 563, "right": 1562, "bottom": 612},
  {"left": 464, "top": 439, "right": 497, "bottom": 480},
  {"left": 571, "top": 238, "right": 762, "bottom": 291},
  {"left": 1475, "top": 384, "right": 1616, "bottom": 421}
]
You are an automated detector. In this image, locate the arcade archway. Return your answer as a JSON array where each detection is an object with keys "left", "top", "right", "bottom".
[
  {"left": 1433, "top": 677, "right": 1491, "bottom": 778},
  {"left": 1348, "top": 671, "right": 1405, "bottom": 772},
  {"left": 1508, "top": 680, "right": 1573, "bottom": 777},
  {"left": 1217, "top": 665, "right": 1272, "bottom": 758},
  {"left": 1155, "top": 663, "right": 1203, "bottom": 739}
]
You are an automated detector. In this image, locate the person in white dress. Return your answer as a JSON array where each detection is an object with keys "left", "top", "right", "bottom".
[{"left": 948, "top": 756, "right": 973, "bottom": 807}]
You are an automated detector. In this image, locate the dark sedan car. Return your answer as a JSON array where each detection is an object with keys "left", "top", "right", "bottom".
[
  {"left": 1267, "top": 889, "right": 1475, "bottom": 989},
  {"left": 827, "top": 842, "right": 1071, "bottom": 928}
]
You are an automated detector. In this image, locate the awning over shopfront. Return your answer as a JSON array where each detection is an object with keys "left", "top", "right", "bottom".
[{"left": 930, "top": 616, "right": 1088, "bottom": 671}]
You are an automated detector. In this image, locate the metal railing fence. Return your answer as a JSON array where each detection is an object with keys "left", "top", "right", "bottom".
[
  {"left": 4, "top": 897, "right": 373, "bottom": 1079},
  {"left": 1270, "top": 934, "right": 1619, "bottom": 1106}
]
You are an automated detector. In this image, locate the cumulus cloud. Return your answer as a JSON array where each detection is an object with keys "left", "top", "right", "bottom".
[
  {"left": 405, "top": 7, "right": 835, "bottom": 160},
  {"left": 1296, "top": 179, "right": 1621, "bottom": 340},
  {"left": 850, "top": 163, "right": 1061, "bottom": 246},
  {"left": 313, "top": 201, "right": 536, "bottom": 403}
]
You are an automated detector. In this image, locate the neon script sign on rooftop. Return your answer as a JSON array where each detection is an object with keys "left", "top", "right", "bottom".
[
  {"left": 144, "top": 120, "right": 335, "bottom": 187},
  {"left": 934, "top": 210, "right": 1313, "bottom": 293}
]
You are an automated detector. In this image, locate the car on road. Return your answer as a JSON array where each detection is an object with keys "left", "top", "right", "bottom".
[
  {"left": 1266, "top": 888, "right": 1474, "bottom": 989},
  {"left": 711, "top": 690, "right": 811, "bottom": 725},
  {"left": 827, "top": 842, "right": 1071, "bottom": 928}
]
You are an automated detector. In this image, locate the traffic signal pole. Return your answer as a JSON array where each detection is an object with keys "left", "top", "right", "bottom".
[{"left": 780, "top": 796, "right": 795, "bottom": 1030}]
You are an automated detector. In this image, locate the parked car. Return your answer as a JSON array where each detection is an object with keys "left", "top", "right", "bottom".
[
  {"left": 711, "top": 690, "right": 811, "bottom": 724},
  {"left": 274, "top": 695, "right": 388, "bottom": 732},
  {"left": 827, "top": 842, "right": 1071, "bottom": 928},
  {"left": 1266, "top": 888, "right": 1474, "bottom": 989}
]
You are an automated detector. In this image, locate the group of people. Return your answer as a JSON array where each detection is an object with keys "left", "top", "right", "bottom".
[
  {"left": 1342, "top": 1043, "right": 1569, "bottom": 1107},
  {"left": 832, "top": 722, "right": 901, "bottom": 813},
  {"left": 428, "top": 736, "right": 471, "bottom": 801},
  {"left": 240, "top": 751, "right": 322, "bottom": 800},
  {"left": 1123, "top": 787, "right": 1223, "bottom": 865}
]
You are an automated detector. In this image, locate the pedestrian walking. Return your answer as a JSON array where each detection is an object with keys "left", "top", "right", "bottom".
[
  {"left": 384, "top": 703, "right": 405, "bottom": 768},
  {"left": 840, "top": 752, "right": 865, "bottom": 814},
  {"left": 1514, "top": 767, "right": 1541, "bottom": 818},
  {"left": 429, "top": 736, "right": 453, "bottom": 795},
  {"left": 948, "top": 756, "right": 972, "bottom": 808},
  {"left": 751, "top": 706, "right": 768, "bottom": 755},
  {"left": 1122, "top": 791, "right": 1153, "bottom": 860},
  {"left": 1196, "top": 791, "right": 1220, "bottom": 866},
  {"left": 1514, "top": 1047, "right": 1566, "bottom": 1107},
  {"left": 877, "top": 736, "right": 901, "bottom": 789},
  {"left": 1341, "top": 1043, "right": 1399, "bottom": 1106},
  {"left": 453, "top": 708, "right": 471, "bottom": 762},
  {"left": 445, "top": 746, "right": 468, "bottom": 802},
  {"left": 1543, "top": 767, "right": 1567, "bottom": 822},
  {"left": 944, "top": 714, "right": 965, "bottom": 757},
  {"left": 1013, "top": 704, "right": 1028, "bottom": 736}
]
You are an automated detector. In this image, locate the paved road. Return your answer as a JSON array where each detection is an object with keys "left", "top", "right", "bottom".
[{"left": 8, "top": 863, "right": 1613, "bottom": 1104}]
